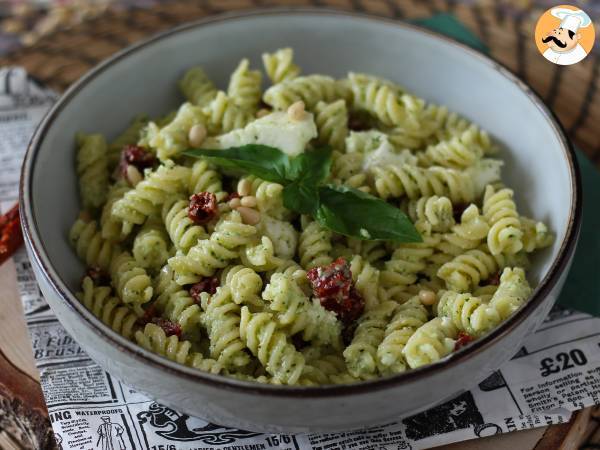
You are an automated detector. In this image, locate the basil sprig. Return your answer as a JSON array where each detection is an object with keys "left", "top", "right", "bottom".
[{"left": 184, "top": 145, "right": 421, "bottom": 243}]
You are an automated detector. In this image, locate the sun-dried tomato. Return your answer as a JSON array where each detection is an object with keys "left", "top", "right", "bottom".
[
  {"left": 188, "top": 192, "right": 218, "bottom": 225},
  {"left": 189, "top": 277, "right": 219, "bottom": 303},
  {"left": 137, "top": 303, "right": 157, "bottom": 327},
  {"left": 0, "top": 204, "right": 23, "bottom": 266},
  {"left": 291, "top": 334, "right": 309, "bottom": 350},
  {"left": 226, "top": 192, "right": 240, "bottom": 202},
  {"left": 119, "top": 145, "right": 155, "bottom": 177},
  {"left": 486, "top": 271, "right": 501, "bottom": 286},
  {"left": 348, "top": 110, "right": 375, "bottom": 131},
  {"left": 85, "top": 266, "right": 110, "bottom": 286},
  {"left": 152, "top": 317, "right": 182, "bottom": 338},
  {"left": 320, "top": 287, "right": 365, "bottom": 325},
  {"left": 307, "top": 258, "right": 364, "bottom": 324},
  {"left": 307, "top": 257, "right": 352, "bottom": 302},
  {"left": 454, "top": 331, "right": 474, "bottom": 351}
]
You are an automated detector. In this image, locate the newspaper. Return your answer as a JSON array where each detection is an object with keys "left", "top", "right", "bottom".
[{"left": 2, "top": 67, "right": 600, "bottom": 450}]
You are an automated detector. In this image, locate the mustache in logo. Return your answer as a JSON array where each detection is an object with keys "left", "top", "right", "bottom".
[{"left": 542, "top": 35, "right": 567, "bottom": 48}]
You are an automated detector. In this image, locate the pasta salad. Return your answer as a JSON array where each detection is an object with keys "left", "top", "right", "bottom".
[{"left": 69, "top": 48, "right": 553, "bottom": 385}]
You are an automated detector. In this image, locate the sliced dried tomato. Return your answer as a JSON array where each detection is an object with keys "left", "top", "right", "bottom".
[
  {"left": 188, "top": 192, "right": 218, "bottom": 225},
  {"left": 0, "top": 204, "right": 23, "bottom": 266},
  {"left": 226, "top": 192, "right": 240, "bottom": 202},
  {"left": 152, "top": 317, "right": 182, "bottom": 338},
  {"left": 454, "top": 331, "right": 475, "bottom": 351},
  {"left": 137, "top": 303, "right": 157, "bottom": 327},
  {"left": 119, "top": 145, "right": 155, "bottom": 178},
  {"left": 85, "top": 266, "right": 109, "bottom": 286},
  {"left": 189, "top": 277, "right": 219, "bottom": 303},
  {"left": 486, "top": 272, "right": 501, "bottom": 286},
  {"left": 307, "top": 258, "right": 364, "bottom": 324},
  {"left": 307, "top": 257, "right": 352, "bottom": 302}
]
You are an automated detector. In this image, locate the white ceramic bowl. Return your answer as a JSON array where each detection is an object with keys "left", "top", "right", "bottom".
[{"left": 20, "top": 9, "right": 581, "bottom": 433}]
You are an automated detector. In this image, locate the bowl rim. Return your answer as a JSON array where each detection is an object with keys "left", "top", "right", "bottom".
[{"left": 20, "top": 7, "right": 582, "bottom": 398}]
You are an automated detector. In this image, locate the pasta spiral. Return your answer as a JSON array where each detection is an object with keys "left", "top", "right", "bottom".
[
  {"left": 227, "top": 58, "right": 262, "bottom": 110},
  {"left": 78, "top": 277, "right": 140, "bottom": 340},
  {"left": 162, "top": 196, "right": 208, "bottom": 253},
  {"left": 201, "top": 286, "right": 250, "bottom": 368},
  {"left": 240, "top": 306, "right": 305, "bottom": 384},
  {"left": 263, "top": 75, "right": 345, "bottom": 110},
  {"left": 220, "top": 265, "right": 264, "bottom": 308},
  {"left": 100, "top": 183, "right": 130, "bottom": 242},
  {"left": 330, "top": 151, "right": 370, "bottom": 192},
  {"left": 349, "top": 255, "right": 383, "bottom": 311},
  {"left": 136, "top": 323, "right": 222, "bottom": 373},
  {"left": 203, "top": 91, "right": 254, "bottom": 135},
  {"left": 69, "top": 218, "right": 120, "bottom": 272},
  {"left": 262, "top": 47, "right": 300, "bottom": 84},
  {"left": 314, "top": 100, "right": 348, "bottom": 149},
  {"left": 372, "top": 164, "right": 475, "bottom": 204},
  {"left": 403, "top": 317, "right": 458, "bottom": 368},
  {"left": 404, "top": 195, "right": 455, "bottom": 233},
  {"left": 482, "top": 185, "right": 523, "bottom": 255},
  {"left": 436, "top": 290, "right": 499, "bottom": 336},
  {"left": 267, "top": 260, "right": 310, "bottom": 296},
  {"left": 419, "top": 127, "right": 485, "bottom": 169},
  {"left": 346, "top": 237, "right": 388, "bottom": 265},
  {"left": 179, "top": 66, "right": 217, "bottom": 106},
  {"left": 348, "top": 72, "right": 419, "bottom": 129},
  {"left": 343, "top": 301, "right": 397, "bottom": 379},
  {"left": 148, "top": 102, "right": 206, "bottom": 161},
  {"left": 381, "top": 236, "right": 438, "bottom": 300},
  {"left": 112, "top": 163, "right": 191, "bottom": 235},
  {"left": 520, "top": 217, "right": 553, "bottom": 253},
  {"left": 377, "top": 297, "right": 429, "bottom": 374},
  {"left": 437, "top": 248, "right": 499, "bottom": 292},
  {"left": 132, "top": 220, "right": 171, "bottom": 271},
  {"left": 489, "top": 267, "right": 531, "bottom": 320},
  {"left": 109, "top": 251, "right": 153, "bottom": 312},
  {"left": 168, "top": 210, "right": 256, "bottom": 285},
  {"left": 436, "top": 204, "right": 489, "bottom": 256},
  {"left": 239, "top": 175, "right": 289, "bottom": 220},
  {"left": 152, "top": 265, "right": 202, "bottom": 337},
  {"left": 298, "top": 219, "right": 333, "bottom": 269},
  {"left": 188, "top": 159, "right": 227, "bottom": 199},
  {"left": 240, "top": 236, "right": 282, "bottom": 272},
  {"left": 76, "top": 133, "right": 109, "bottom": 210},
  {"left": 263, "top": 273, "right": 341, "bottom": 347}
]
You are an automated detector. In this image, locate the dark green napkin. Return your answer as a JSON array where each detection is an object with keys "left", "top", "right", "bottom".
[{"left": 415, "top": 14, "right": 600, "bottom": 316}]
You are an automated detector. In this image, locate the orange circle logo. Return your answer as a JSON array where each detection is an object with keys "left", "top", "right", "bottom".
[{"left": 535, "top": 5, "right": 595, "bottom": 65}]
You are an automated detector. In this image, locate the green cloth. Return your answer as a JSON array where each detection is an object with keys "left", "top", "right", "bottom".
[{"left": 416, "top": 14, "right": 600, "bottom": 315}]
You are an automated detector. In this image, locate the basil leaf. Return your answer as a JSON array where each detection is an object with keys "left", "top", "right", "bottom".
[
  {"left": 315, "top": 184, "right": 422, "bottom": 243},
  {"left": 287, "top": 147, "right": 332, "bottom": 185},
  {"left": 283, "top": 181, "right": 320, "bottom": 215},
  {"left": 183, "top": 145, "right": 292, "bottom": 184}
]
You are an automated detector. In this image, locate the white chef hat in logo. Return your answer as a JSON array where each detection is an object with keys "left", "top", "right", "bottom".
[{"left": 551, "top": 7, "right": 592, "bottom": 33}]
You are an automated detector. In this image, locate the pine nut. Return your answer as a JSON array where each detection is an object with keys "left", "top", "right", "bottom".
[
  {"left": 228, "top": 198, "right": 241, "bottom": 209},
  {"left": 237, "top": 179, "right": 251, "bottom": 197},
  {"left": 237, "top": 206, "right": 260, "bottom": 225},
  {"left": 126, "top": 165, "right": 143, "bottom": 187},
  {"left": 418, "top": 289, "right": 437, "bottom": 306},
  {"left": 256, "top": 108, "right": 270, "bottom": 118},
  {"left": 240, "top": 196, "right": 257, "bottom": 208},
  {"left": 188, "top": 123, "right": 207, "bottom": 147},
  {"left": 287, "top": 101, "right": 306, "bottom": 121}
]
